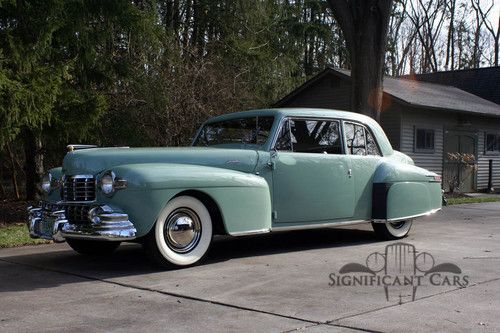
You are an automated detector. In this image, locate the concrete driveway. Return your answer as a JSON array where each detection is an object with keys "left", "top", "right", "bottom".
[{"left": 1, "top": 202, "right": 499, "bottom": 332}]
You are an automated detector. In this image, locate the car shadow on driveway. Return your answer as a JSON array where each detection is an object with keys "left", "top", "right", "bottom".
[
  {"left": 206, "top": 226, "right": 377, "bottom": 263},
  {"left": 0, "top": 226, "right": 380, "bottom": 293}
]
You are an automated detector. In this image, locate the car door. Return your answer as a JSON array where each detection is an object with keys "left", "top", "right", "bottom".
[
  {"left": 343, "top": 121, "right": 383, "bottom": 220},
  {"left": 271, "top": 117, "right": 355, "bottom": 223}
]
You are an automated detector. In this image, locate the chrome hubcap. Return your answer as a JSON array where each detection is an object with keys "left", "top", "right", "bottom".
[
  {"left": 164, "top": 208, "right": 202, "bottom": 253},
  {"left": 390, "top": 221, "right": 406, "bottom": 229}
]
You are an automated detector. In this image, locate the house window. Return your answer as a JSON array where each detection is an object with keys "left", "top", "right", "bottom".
[
  {"left": 415, "top": 128, "right": 435, "bottom": 151},
  {"left": 486, "top": 133, "right": 500, "bottom": 153}
]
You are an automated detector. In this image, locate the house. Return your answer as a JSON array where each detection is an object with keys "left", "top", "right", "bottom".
[{"left": 274, "top": 66, "right": 500, "bottom": 192}]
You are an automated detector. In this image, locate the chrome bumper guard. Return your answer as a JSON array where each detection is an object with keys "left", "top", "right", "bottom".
[{"left": 27, "top": 203, "right": 137, "bottom": 242}]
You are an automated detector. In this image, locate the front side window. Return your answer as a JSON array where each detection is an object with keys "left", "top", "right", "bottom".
[
  {"left": 275, "top": 118, "right": 343, "bottom": 154},
  {"left": 415, "top": 128, "right": 435, "bottom": 151},
  {"left": 486, "top": 133, "right": 500, "bottom": 152},
  {"left": 194, "top": 116, "right": 274, "bottom": 148},
  {"left": 275, "top": 120, "right": 292, "bottom": 151}
]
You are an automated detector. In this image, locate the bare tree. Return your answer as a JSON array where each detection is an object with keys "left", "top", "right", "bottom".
[
  {"left": 387, "top": 0, "right": 408, "bottom": 76},
  {"left": 445, "top": 0, "right": 456, "bottom": 70},
  {"left": 406, "top": 0, "right": 446, "bottom": 73},
  {"left": 471, "top": 0, "right": 499, "bottom": 66},
  {"left": 327, "top": 0, "right": 393, "bottom": 121}
]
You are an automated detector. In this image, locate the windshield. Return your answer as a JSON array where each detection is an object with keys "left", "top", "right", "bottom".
[{"left": 193, "top": 116, "right": 275, "bottom": 148}]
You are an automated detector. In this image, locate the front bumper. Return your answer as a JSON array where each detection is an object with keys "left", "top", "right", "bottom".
[{"left": 27, "top": 202, "right": 137, "bottom": 242}]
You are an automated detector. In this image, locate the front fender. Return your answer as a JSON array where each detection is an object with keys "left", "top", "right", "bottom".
[{"left": 99, "top": 163, "right": 272, "bottom": 237}]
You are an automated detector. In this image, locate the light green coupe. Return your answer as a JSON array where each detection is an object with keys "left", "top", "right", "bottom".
[{"left": 28, "top": 108, "right": 442, "bottom": 267}]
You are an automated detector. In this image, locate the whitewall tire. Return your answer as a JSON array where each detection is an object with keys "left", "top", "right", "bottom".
[
  {"left": 145, "top": 196, "right": 213, "bottom": 268},
  {"left": 371, "top": 220, "right": 413, "bottom": 240}
]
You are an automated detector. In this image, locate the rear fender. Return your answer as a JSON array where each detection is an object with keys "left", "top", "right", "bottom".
[{"left": 372, "top": 161, "right": 442, "bottom": 221}]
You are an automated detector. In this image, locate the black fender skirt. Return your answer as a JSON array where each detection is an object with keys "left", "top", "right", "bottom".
[{"left": 372, "top": 183, "right": 392, "bottom": 220}]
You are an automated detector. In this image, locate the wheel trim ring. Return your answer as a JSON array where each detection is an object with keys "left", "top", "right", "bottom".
[{"left": 163, "top": 207, "right": 202, "bottom": 254}]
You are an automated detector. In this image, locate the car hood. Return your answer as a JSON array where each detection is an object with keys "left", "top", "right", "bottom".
[{"left": 62, "top": 147, "right": 259, "bottom": 175}]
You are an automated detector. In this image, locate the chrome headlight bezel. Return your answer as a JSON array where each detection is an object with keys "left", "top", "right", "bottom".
[
  {"left": 100, "top": 171, "right": 115, "bottom": 195},
  {"left": 99, "top": 170, "right": 127, "bottom": 196}
]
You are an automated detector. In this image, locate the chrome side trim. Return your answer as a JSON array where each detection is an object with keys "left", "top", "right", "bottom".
[
  {"left": 372, "top": 208, "right": 442, "bottom": 223},
  {"left": 229, "top": 228, "right": 271, "bottom": 236},
  {"left": 271, "top": 219, "right": 370, "bottom": 232}
]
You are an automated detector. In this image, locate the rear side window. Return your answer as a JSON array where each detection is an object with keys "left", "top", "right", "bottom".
[
  {"left": 275, "top": 119, "right": 343, "bottom": 154},
  {"left": 344, "top": 122, "right": 381, "bottom": 156}
]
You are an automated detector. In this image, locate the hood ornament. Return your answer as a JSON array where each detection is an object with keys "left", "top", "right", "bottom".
[{"left": 67, "top": 144, "right": 98, "bottom": 152}]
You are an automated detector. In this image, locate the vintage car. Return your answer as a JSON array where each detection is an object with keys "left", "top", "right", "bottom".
[{"left": 28, "top": 108, "right": 442, "bottom": 267}]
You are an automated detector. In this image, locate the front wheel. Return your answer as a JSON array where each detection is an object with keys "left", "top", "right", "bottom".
[
  {"left": 371, "top": 220, "right": 413, "bottom": 240},
  {"left": 144, "top": 196, "right": 213, "bottom": 268},
  {"left": 66, "top": 239, "right": 121, "bottom": 256}
]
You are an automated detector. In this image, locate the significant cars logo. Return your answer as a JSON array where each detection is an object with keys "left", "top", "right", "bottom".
[{"left": 328, "top": 242, "right": 469, "bottom": 304}]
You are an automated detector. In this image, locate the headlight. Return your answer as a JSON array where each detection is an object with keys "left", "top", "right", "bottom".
[
  {"left": 99, "top": 171, "right": 127, "bottom": 196},
  {"left": 100, "top": 172, "right": 115, "bottom": 195},
  {"left": 41, "top": 173, "right": 52, "bottom": 193}
]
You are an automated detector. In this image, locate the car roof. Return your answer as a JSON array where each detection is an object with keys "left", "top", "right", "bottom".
[{"left": 206, "top": 108, "right": 376, "bottom": 123}]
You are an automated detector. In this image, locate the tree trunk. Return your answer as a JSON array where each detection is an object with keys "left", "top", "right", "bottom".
[
  {"left": 23, "top": 129, "right": 44, "bottom": 201},
  {"left": 6, "top": 143, "right": 20, "bottom": 200},
  {"left": 0, "top": 167, "right": 5, "bottom": 198},
  {"left": 445, "top": 0, "right": 455, "bottom": 70},
  {"left": 327, "top": 0, "right": 393, "bottom": 121},
  {"left": 495, "top": 37, "right": 499, "bottom": 66}
]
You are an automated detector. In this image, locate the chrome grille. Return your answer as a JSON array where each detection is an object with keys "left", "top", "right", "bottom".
[
  {"left": 62, "top": 175, "right": 96, "bottom": 202},
  {"left": 43, "top": 202, "right": 91, "bottom": 225},
  {"left": 64, "top": 205, "right": 91, "bottom": 225}
]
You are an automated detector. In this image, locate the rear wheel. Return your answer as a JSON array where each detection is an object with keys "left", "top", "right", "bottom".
[
  {"left": 144, "top": 196, "right": 213, "bottom": 268},
  {"left": 371, "top": 220, "right": 413, "bottom": 240},
  {"left": 66, "top": 239, "right": 121, "bottom": 256}
]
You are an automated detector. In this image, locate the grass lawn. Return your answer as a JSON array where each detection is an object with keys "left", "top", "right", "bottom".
[
  {"left": 446, "top": 197, "right": 500, "bottom": 205},
  {"left": 0, "top": 224, "right": 51, "bottom": 248}
]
